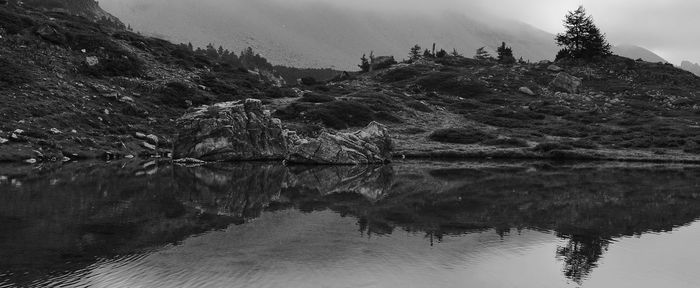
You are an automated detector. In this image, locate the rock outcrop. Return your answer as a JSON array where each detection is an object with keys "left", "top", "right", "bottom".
[
  {"left": 550, "top": 72, "right": 582, "bottom": 93},
  {"left": 287, "top": 122, "right": 392, "bottom": 164},
  {"left": 173, "top": 99, "right": 287, "bottom": 161}
]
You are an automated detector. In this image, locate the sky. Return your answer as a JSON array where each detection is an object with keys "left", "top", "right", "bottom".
[
  {"left": 261, "top": 0, "right": 699, "bottom": 64},
  {"left": 101, "top": 0, "right": 699, "bottom": 64}
]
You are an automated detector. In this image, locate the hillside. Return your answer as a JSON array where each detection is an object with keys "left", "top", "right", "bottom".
[
  {"left": 0, "top": 4, "right": 292, "bottom": 162},
  {"left": 100, "top": 0, "right": 560, "bottom": 70},
  {"left": 612, "top": 44, "right": 667, "bottom": 63},
  {"left": 274, "top": 55, "right": 700, "bottom": 163}
]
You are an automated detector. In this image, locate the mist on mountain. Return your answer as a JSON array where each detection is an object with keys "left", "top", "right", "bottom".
[{"left": 100, "top": 0, "right": 559, "bottom": 69}]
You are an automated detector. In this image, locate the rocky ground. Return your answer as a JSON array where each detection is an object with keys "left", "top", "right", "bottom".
[
  {"left": 3, "top": 3, "right": 700, "bottom": 164},
  {"left": 274, "top": 56, "right": 700, "bottom": 163}
]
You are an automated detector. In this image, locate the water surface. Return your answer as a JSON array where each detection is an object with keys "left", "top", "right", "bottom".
[{"left": 1, "top": 160, "right": 699, "bottom": 287}]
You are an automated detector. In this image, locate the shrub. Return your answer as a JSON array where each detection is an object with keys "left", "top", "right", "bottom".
[
  {"left": 417, "top": 72, "right": 490, "bottom": 98},
  {"left": 156, "top": 82, "right": 212, "bottom": 108},
  {"left": 429, "top": 128, "right": 495, "bottom": 144},
  {"left": 0, "top": 58, "right": 33, "bottom": 86}
]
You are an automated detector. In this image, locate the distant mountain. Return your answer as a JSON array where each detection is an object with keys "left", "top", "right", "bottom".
[
  {"left": 100, "top": 0, "right": 559, "bottom": 70},
  {"left": 680, "top": 61, "right": 700, "bottom": 76},
  {"left": 612, "top": 45, "right": 667, "bottom": 63}
]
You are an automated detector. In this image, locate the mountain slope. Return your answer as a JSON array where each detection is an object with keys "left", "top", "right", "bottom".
[
  {"left": 100, "top": 0, "right": 559, "bottom": 70},
  {"left": 612, "top": 45, "right": 667, "bottom": 63},
  {"left": 9, "top": 0, "right": 124, "bottom": 27},
  {"left": 681, "top": 61, "right": 700, "bottom": 76}
]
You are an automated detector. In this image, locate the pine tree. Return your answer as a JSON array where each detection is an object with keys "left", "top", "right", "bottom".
[
  {"left": 496, "top": 42, "right": 515, "bottom": 64},
  {"left": 409, "top": 45, "right": 422, "bottom": 60},
  {"left": 451, "top": 48, "right": 461, "bottom": 57},
  {"left": 358, "top": 54, "right": 370, "bottom": 72},
  {"left": 436, "top": 49, "right": 448, "bottom": 58},
  {"left": 475, "top": 47, "right": 492, "bottom": 60},
  {"left": 423, "top": 49, "right": 433, "bottom": 58},
  {"left": 555, "top": 6, "right": 612, "bottom": 60}
]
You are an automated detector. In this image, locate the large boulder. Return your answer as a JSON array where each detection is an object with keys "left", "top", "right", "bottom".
[
  {"left": 550, "top": 72, "right": 582, "bottom": 93},
  {"left": 288, "top": 122, "right": 393, "bottom": 164},
  {"left": 173, "top": 99, "right": 287, "bottom": 161}
]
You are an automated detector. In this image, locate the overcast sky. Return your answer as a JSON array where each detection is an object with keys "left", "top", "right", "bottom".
[{"left": 261, "top": 0, "right": 698, "bottom": 64}]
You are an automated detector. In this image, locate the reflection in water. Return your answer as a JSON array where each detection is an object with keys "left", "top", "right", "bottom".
[{"left": 1, "top": 160, "right": 700, "bottom": 287}]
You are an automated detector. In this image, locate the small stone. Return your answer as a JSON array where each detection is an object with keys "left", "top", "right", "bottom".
[
  {"left": 146, "top": 134, "right": 159, "bottom": 144},
  {"left": 71, "top": 129, "right": 77, "bottom": 133},
  {"left": 0, "top": 137, "right": 8, "bottom": 144},
  {"left": 547, "top": 64, "right": 563, "bottom": 72},
  {"left": 120, "top": 96, "right": 134, "bottom": 102},
  {"left": 25, "top": 158, "right": 37, "bottom": 164},
  {"left": 519, "top": 87, "right": 535, "bottom": 96},
  {"left": 62, "top": 156, "right": 71, "bottom": 162},
  {"left": 50, "top": 128, "right": 62, "bottom": 134},
  {"left": 85, "top": 56, "right": 99, "bottom": 67},
  {"left": 125, "top": 155, "right": 135, "bottom": 159},
  {"left": 142, "top": 142, "right": 156, "bottom": 150},
  {"left": 13, "top": 129, "right": 24, "bottom": 134},
  {"left": 104, "top": 109, "right": 110, "bottom": 115},
  {"left": 0, "top": 176, "right": 7, "bottom": 182},
  {"left": 11, "top": 133, "right": 18, "bottom": 139},
  {"left": 135, "top": 132, "right": 147, "bottom": 139}
]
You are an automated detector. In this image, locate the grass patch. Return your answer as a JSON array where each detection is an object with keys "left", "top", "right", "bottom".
[{"left": 429, "top": 128, "right": 495, "bottom": 144}]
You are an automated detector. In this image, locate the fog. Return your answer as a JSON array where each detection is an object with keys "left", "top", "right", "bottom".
[{"left": 101, "top": 0, "right": 700, "bottom": 64}]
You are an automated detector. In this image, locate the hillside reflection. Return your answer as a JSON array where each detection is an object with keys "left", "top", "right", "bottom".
[{"left": 1, "top": 160, "right": 700, "bottom": 286}]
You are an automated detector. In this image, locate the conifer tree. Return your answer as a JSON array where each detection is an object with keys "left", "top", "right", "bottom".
[
  {"left": 358, "top": 54, "right": 370, "bottom": 72},
  {"left": 475, "top": 47, "right": 491, "bottom": 60},
  {"left": 409, "top": 45, "right": 422, "bottom": 60},
  {"left": 496, "top": 42, "right": 515, "bottom": 64},
  {"left": 555, "top": 6, "right": 612, "bottom": 60}
]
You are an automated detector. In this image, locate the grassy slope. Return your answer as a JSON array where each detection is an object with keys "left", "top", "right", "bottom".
[
  {"left": 0, "top": 5, "right": 285, "bottom": 162},
  {"left": 275, "top": 56, "right": 700, "bottom": 163}
]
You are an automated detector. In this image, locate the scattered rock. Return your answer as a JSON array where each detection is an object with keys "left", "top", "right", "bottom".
[
  {"left": 25, "top": 158, "right": 37, "bottom": 164},
  {"left": 173, "top": 99, "right": 288, "bottom": 161},
  {"left": 13, "top": 129, "right": 24, "bottom": 134},
  {"left": 519, "top": 87, "right": 535, "bottom": 96},
  {"left": 134, "top": 132, "right": 147, "bottom": 139},
  {"left": 35, "top": 24, "right": 65, "bottom": 43},
  {"left": 288, "top": 121, "right": 393, "bottom": 164},
  {"left": 549, "top": 72, "right": 582, "bottom": 93},
  {"left": 146, "top": 134, "right": 159, "bottom": 145},
  {"left": 142, "top": 142, "right": 156, "bottom": 150},
  {"left": 547, "top": 64, "right": 563, "bottom": 72},
  {"left": 85, "top": 56, "right": 99, "bottom": 67},
  {"left": 0, "top": 137, "right": 8, "bottom": 144},
  {"left": 49, "top": 128, "right": 62, "bottom": 134},
  {"left": 120, "top": 96, "right": 134, "bottom": 102}
]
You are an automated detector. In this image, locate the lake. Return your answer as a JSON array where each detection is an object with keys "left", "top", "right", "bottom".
[{"left": 1, "top": 160, "right": 699, "bottom": 288}]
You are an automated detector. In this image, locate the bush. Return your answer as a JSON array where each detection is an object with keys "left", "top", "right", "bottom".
[
  {"left": 156, "top": 82, "right": 211, "bottom": 108},
  {"left": 0, "top": 58, "right": 33, "bottom": 86},
  {"left": 429, "top": 128, "right": 495, "bottom": 144},
  {"left": 417, "top": 72, "right": 491, "bottom": 98}
]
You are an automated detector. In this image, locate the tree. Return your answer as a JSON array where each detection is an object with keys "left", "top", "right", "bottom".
[
  {"left": 409, "top": 45, "right": 422, "bottom": 60},
  {"left": 423, "top": 49, "right": 433, "bottom": 58},
  {"left": 436, "top": 49, "right": 448, "bottom": 58},
  {"left": 475, "top": 47, "right": 492, "bottom": 60},
  {"left": 358, "top": 54, "right": 370, "bottom": 72},
  {"left": 451, "top": 48, "right": 461, "bottom": 57},
  {"left": 496, "top": 42, "right": 516, "bottom": 64},
  {"left": 555, "top": 6, "right": 612, "bottom": 60}
]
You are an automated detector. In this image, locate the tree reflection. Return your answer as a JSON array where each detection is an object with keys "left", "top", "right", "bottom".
[{"left": 556, "top": 234, "right": 611, "bottom": 284}]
